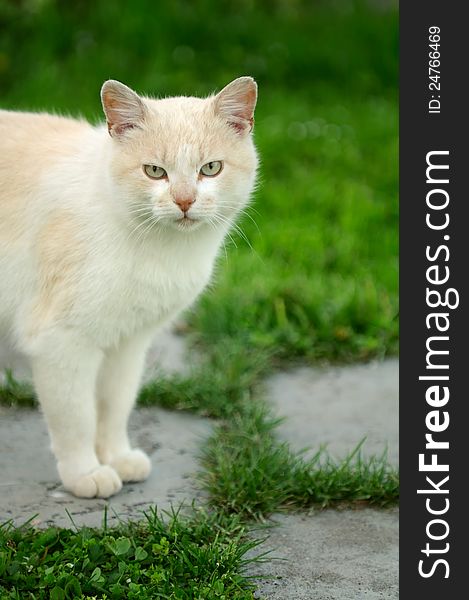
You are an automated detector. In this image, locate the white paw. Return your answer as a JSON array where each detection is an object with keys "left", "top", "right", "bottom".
[
  {"left": 66, "top": 465, "right": 123, "bottom": 499},
  {"left": 110, "top": 449, "right": 152, "bottom": 482}
]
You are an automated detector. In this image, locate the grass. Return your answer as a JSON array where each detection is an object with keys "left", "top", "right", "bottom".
[
  {"left": 138, "top": 341, "right": 270, "bottom": 418},
  {"left": 0, "top": 371, "right": 36, "bottom": 408},
  {"left": 0, "top": 364, "right": 399, "bottom": 523},
  {"left": 0, "top": 508, "right": 264, "bottom": 599},
  {"left": 200, "top": 405, "right": 398, "bottom": 519},
  {"left": 0, "top": 1, "right": 398, "bottom": 598},
  {"left": 192, "top": 93, "right": 398, "bottom": 363},
  {"left": 0, "top": 360, "right": 399, "bottom": 597},
  {"left": 0, "top": 343, "right": 268, "bottom": 416}
]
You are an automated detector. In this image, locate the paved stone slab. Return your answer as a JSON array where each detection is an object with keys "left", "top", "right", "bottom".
[
  {"left": 0, "top": 328, "right": 207, "bottom": 528},
  {"left": 267, "top": 359, "right": 398, "bottom": 465},
  {"left": 248, "top": 508, "right": 398, "bottom": 600},
  {"left": 248, "top": 359, "right": 399, "bottom": 599},
  {"left": 1, "top": 334, "right": 399, "bottom": 598},
  {"left": 0, "top": 406, "right": 211, "bottom": 528}
]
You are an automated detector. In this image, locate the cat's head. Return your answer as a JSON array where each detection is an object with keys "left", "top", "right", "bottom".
[{"left": 101, "top": 78, "right": 258, "bottom": 234}]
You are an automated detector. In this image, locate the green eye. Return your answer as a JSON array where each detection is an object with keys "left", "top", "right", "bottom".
[
  {"left": 200, "top": 161, "right": 223, "bottom": 177},
  {"left": 144, "top": 164, "right": 167, "bottom": 179}
]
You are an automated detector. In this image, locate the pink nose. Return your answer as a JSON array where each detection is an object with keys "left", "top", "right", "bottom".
[{"left": 174, "top": 196, "right": 195, "bottom": 213}]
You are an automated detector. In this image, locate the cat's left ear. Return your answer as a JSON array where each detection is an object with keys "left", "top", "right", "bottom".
[
  {"left": 214, "top": 76, "right": 257, "bottom": 135},
  {"left": 101, "top": 80, "right": 147, "bottom": 137}
]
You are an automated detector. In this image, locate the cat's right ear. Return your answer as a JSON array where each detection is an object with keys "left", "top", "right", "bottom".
[{"left": 101, "top": 80, "right": 147, "bottom": 137}]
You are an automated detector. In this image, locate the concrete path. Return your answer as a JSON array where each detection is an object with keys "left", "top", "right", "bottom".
[
  {"left": 0, "top": 335, "right": 398, "bottom": 598},
  {"left": 249, "top": 508, "right": 398, "bottom": 600},
  {"left": 0, "top": 406, "right": 211, "bottom": 528},
  {"left": 245, "top": 359, "right": 398, "bottom": 599},
  {"left": 0, "top": 329, "right": 207, "bottom": 528},
  {"left": 268, "top": 359, "right": 398, "bottom": 465}
]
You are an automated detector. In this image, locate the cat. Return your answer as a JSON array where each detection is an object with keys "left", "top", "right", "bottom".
[{"left": 0, "top": 77, "right": 258, "bottom": 498}]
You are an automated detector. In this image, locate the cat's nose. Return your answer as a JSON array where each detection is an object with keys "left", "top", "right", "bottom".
[{"left": 173, "top": 195, "right": 195, "bottom": 213}]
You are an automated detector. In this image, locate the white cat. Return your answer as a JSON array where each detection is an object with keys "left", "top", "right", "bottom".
[{"left": 0, "top": 77, "right": 258, "bottom": 498}]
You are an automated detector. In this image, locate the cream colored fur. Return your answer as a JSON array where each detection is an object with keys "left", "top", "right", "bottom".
[{"left": 0, "top": 77, "right": 258, "bottom": 498}]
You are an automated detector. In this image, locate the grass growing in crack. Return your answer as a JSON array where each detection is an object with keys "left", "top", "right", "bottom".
[
  {"left": 0, "top": 351, "right": 399, "bottom": 521},
  {"left": 200, "top": 404, "right": 399, "bottom": 520},
  {"left": 138, "top": 341, "right": 271, "bottom": 418},
  {"left": 0, "top": 342, "right": 269, "bottom": 413},
  {"left": 0, "top": 508, "right": 264, "bottom": 600},
  {"left": 0, "top": 370, "right": 36, "bottom": 408}
]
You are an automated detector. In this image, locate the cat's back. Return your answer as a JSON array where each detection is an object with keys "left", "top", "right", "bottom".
[
  {"left": 0, "top": 110, "right": 95, "bottom": 228},
  {"left": 0, "top": 111, "right": 98, "bottom": 338},
  {"left": 0, "top": 110, "right": 92, "bottom": 168}
]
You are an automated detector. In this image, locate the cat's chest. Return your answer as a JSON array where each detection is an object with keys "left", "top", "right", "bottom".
[
  {"left": 90, "top": 248, "right": 212, "bottom": 342},
  {"left": 126, "top": 259, "right": 207, "bottom": 311}
]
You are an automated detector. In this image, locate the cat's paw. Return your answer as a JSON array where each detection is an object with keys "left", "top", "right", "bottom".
[
  {"left": 110, "top": 449, "right": 152, "bottom": 482},
  {"left": 66, "top": 465, "right": 123, "bottom": 498}
]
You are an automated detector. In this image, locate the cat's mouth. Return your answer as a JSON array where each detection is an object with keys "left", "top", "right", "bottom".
[{"left": 174, "top": 215, "right": 201, "bottom": 230}]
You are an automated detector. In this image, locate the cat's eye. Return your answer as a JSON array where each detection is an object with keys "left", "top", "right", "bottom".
[
  {"left": 200, "top": 161, "right": 223, "bottom": 177},
  {"left": 144, "top": 164, "right": 167, "bottom": 179}
]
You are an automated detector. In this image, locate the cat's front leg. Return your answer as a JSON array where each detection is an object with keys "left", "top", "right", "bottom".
[
  {"left": 31, "top": 331, "right": 123, "bottom": 498},
  {"left": 95, "top": 332, "right": 153, "bottom": 483}
]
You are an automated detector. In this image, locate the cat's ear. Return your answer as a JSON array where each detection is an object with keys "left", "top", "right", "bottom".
[
  {"left": 214, "top": 76, "right": 257, "bottom": 134},
  {"left": 101, "top": 80, "right": 147, "bottom": 137}
]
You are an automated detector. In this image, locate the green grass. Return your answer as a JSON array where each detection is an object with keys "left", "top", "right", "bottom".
[
  {"left": 192, "top": 93, "right": 398, "bottom": 363},
  {"left": 200, "top": 405, "right": 398, "bottom": 519},
  {"left": 138, "top": 341, "right": 270, "bottom": 418},
  {"left": 0, "top": 343, "right": 267, "bottom": 415},
  {"left": 0, "top": 508, "right": 264, "bottom": 599},
  {"left": 0, "top": 371, "right": 36, "bottom": 408}
]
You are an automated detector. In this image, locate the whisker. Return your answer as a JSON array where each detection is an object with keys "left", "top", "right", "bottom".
[
  {"left": 239, "top": 209, "right": 261, "bottom": 234},
  {"left": 127, "top": 205, "right": 154, "bottom": 219},
  {"left": 212, "top": 211, "right": 265, "bottom": 265},
  {"left": 221, "top": 217, "right": 254, "bottom": 251},
  {"left": 211, "top": 214, "right": 239, "bottom": 249},
  {"left": 208, "top": 217, "right": 228, "bottom": 261},
  {"left": 216, "top": 203, "right": 262, "bottom": 235},
  {"left": 135, "top": 215, "right": 160, "bottom": 249},
  {"left": 127, "top": 213, "right": 155, "bottom": 245},
  {"left": 127, "top": 205, "right": 153, "bottom": 213}
]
